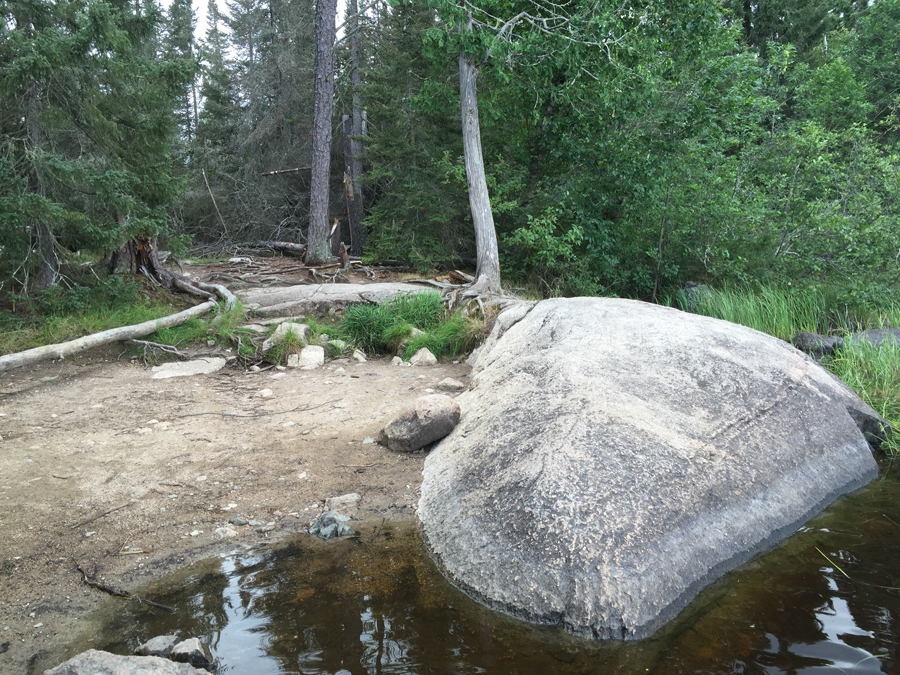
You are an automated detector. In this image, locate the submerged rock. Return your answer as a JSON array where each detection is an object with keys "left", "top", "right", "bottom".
[
  {"left": 43, "top": 649, "right": 206, "bottom": 674},
  {"left": 419, "top": 297, "right": 888, "bottom": 641},
  {"left": 309, "top": 511, "right": 356, "bottom": 540}
]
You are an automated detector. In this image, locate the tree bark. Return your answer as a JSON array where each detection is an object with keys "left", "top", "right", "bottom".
[
  {"left": 348, "top": 0, "right": 366, "bottom": 256},
  {"left": 342, "top": 114, "right": 362, "bottom": 254},
  {"left": 459, "top": 49, "right": 501, "bottom": 294},
  {"left": 307, "top": 0, "right": 338, "bottom": 265},
  {"left": 25, "top": 81, "right": 58, "bottom": 290}
]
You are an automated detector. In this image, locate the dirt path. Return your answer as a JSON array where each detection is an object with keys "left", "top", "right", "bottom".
[{"left": 0, "top": 347, "right": 469, "bottom": 673}]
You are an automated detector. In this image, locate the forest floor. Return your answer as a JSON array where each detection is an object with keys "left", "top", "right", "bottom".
[{"left": 0, "top": 266, "right": 471, "bottom": 674}]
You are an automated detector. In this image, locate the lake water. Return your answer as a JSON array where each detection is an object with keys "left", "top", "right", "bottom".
[{"left": 64, "top": 461, "right": 900, "bottom": 674}]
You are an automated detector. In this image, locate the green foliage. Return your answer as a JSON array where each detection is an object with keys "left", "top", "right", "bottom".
[
  {"left": 402, "top": 313, "right": 485, "bottom": 360},
  {"left": 340, "top": 291, "right": 479, "bottom": 360},
  {"left": 0, "top": 0, "right": 192, "bottom": 290},
  {"left": 828, "top": 342, "right": 900, "bottom": 456},
  {"left": 0, "top": 275, "right": 178, "bottom": 356},
  {"left": 341, "top": 291, "right": 445, "bottom": 354}
]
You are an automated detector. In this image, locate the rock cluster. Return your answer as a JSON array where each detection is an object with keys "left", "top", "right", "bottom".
[{"left": 44, "top": 636, "right": 212, "bottom": 674}]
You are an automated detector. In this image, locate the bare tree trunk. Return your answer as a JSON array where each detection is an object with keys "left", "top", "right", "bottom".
[
  {"left": 342, "top": 114, "right": 362, "bottom": 254},
  {"left": 348, "top": 0, "right": 366, "bottom": 256},
  {"left": 307, "top": 0, "right": 338, "bottom": 265},
  {"left": 459, "top": 49, "right": 501, "bottom": 294},
  {"left": 25, "top": 82, "right": 58, "bottom": 290}
]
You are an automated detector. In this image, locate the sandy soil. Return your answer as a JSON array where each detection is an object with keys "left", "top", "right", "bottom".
[{"left": 0, "top": 336, "right": 469, "bottom": 673}]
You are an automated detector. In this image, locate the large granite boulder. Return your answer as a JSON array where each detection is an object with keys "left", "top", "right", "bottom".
[
  {"left": 418, "top": 298, "right": 888, "bottom": 641},
  {"left": 848, "top": 328, "right": 900, "bottom": 349}
]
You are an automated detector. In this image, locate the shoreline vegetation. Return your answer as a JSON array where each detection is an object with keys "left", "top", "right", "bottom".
[{"left": 2, "top": 276, "right": 897, "bottom": 457}]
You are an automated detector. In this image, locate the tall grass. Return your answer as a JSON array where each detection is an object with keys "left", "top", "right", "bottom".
[
  {"left": 679, "top": 284, "right": 900, "bottom": 456},
  {"left": 678, "top": 284, "right": 900, "bottom": 341},
  {"left": 340, "top": 291, "right": 484, "bottom": 360}
]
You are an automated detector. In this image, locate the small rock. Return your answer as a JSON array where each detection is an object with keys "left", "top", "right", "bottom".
[
  {"left": 255, "top": 521, "right": 276, "bottom": 533},
  {"left": 84, "top": 531, "right": 96, "bottom": 538},
  {"left": 287, "top": 354, "right": 300, "bottom": 368},
  {"left": 249, "top": 365, "right": 261, "bottom": 372},
  {"left": 170, "top": 638, "right": 213, "bottom": 669},
  {"left": 215, "top": 527, "right": 238, "bottom": 539},
  {"left": 362, "top": 437, "right": 375, "bottom": 444},
  {"left": 410, "top": 348, "right": 437, "bottom": 366},
  {"left": 792, "top": 332, "right": 843, "bottom": 360},
  {"left": 189, "top": 530, "right": 202, "bottom": 537},
  {"left": 221, "top": 502, "right": 238, "bottom": 511},
  {"left": 242, "top": 324, "right": 268, "bottom": 334},
  {"left": 325, "top": 493, "right": 361, "bottom": 512},
  {"left": 309, "top": 511, "right": 357, "bottom": 540},
  {"left": 335, "top": 367, "right": 346, "bottom": 373},
  {"left": 353, "top": 349, "right": 367, "bottom": 363},
  {"left": 228, "top": 517, "right": 248, "bottom": 526},
  {"left": 298, "top": 345, "right": 325, "bottom": 370},
  {"left": 391, "top": 356, "right": 403, "bottom": 366},
  {"left": 258, "top": 388, "right": 274, "bottom": 399},
  {"left": 248, "top": 519, "right": 263, "bottom": 526},
  {"left": 379, "top": 394, "right": 461, "bottom": 453},
  {"left": 436, "top": 377, "right": 466, "bottom": 392},
  {"left": 134, "top": 634, "right": 179, "bottom": 657},
  {"left": 206, "top": 340, "right": 216, "bottom": 347}
]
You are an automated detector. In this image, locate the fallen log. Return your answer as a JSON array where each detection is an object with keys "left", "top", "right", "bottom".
[
  {"left": 0, "top": 300, "right": 217, "bottom": 374},
  {"left": 232, "top": 241, "right": 308, "bottom": 258}
]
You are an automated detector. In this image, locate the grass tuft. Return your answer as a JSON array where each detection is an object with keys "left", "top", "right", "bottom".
[{"left": 340, "top": 291, "right": 484, "bottom": 361}]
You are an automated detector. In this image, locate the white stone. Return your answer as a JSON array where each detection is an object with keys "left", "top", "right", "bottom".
[
  {"left": 410, "top": 347, "right": 437, "bottom": 366},
  {"left": 296, "top": 345, "right": 325, "bottom": 370},
  {"left": 391, "top": 356, "right": 403, "bottom": 366},
  {"left": 258, "top": 389, "right": 274, "bottom": 399},
  {"left": 325, "top": 492, "right": 361, "bottom": 512},
  {"left": 353, "top": 349, "right": 367, "bottom": 362}
]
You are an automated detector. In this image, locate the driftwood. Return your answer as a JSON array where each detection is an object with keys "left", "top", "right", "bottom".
[
  {"left": 0, "top": 300, "right": 218, "bottom": 374},
  {"left": 76, "top": 565, "right": 177, "bottom": 614},
  {"left": 70, "top": 503, "right": 132, "bottom": 530},
  {"left": 232, "top": 241, "right": 309, "bottom": 258}
]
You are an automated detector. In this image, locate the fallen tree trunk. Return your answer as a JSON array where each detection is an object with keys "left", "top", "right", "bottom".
[{"left": 0, "top": 300, "right": 217, "bottom": 374}]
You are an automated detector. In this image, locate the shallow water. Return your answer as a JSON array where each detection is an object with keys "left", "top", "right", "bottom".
[{"left": 68, "top": 465, "right": 900, "bottom": 675}]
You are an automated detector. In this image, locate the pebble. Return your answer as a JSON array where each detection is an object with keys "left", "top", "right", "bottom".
[
  {"left": 335, "top": 367, "right": 346, "bottom": 373},
  {"left": 391, "top": 356, "right": 403, "bottom": 366},
  {"left": 258, "top": 388, "right": 274, "bottom": 398},
  {"left": 249, "top": 365, "right": 261, "bottom": 372},
  {"left": 362, "top": 437, "right": 375, "bottom": 444},
  {"left": 221, "top": 502, "right": 238, "bottom": 511},
  {"left": 282, "top": 421, "right": 296, "bottom": 427},
  {"left": 228, "top": 517, "right": 248, "bottom": 526},
  {"left": 256, "top": 521, "right": 276, "bottom": 533},
  {"left": 425, "top": 388, "right": 435, "bottom": 393},
  {"left": 248, "top": 519, "right": 263, "bottom": 526},
  {"left": 189, "top": 530, "right": 203, "bottom": 537},
  {"left": 276, "top": 365, "right": 287, "bottom": 371},
  {"left": 34, "top": 622, "right": 43, "bottom": 628},
  {"left": 84, "top": 531, "right": 96, "bottom": 537},
  {"left": 353, "top": 350, "right": 367, "bottom": 362},
  {"left": 215, "top": 527, "right": 238, "bottom": 539},
  {"left": 196, "top": 475, "right": 207, "bottom": 481},
  {"left": 302, "top": 430, "right": 311, "bottom": 435}
]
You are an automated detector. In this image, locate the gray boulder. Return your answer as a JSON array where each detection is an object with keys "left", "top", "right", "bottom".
[
  {"left": 791, "top": 332, "right": 843, "bottom": 359},
  {"left": 134, "top": 635, "right": 179, "bottom": 658},
  {"left": 848, "top": 328, "right": 900, "bottom": 349},
  {"left": 379, "top": 394, "right": 461, "bottom": 453},
  {"left": 43, "top": 649, "right": 206, "bottom": 674},
  {"left": 419, "top": 297, "right": 887, "bottom": 642}
]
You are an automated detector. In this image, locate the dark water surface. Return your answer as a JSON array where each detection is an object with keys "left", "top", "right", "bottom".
[{"left": 70, "top": 465, "right": 900, "bottom": 675}]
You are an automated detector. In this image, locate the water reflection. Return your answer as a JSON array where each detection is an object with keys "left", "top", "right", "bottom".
[{"left": 65, "top": 470, "right": 900, "bottom": 675}]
